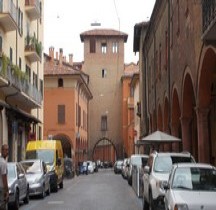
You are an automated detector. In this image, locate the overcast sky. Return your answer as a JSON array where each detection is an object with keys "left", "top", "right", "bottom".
[{"left": 44, "top": 0, "right": 156, "bottom": 63}]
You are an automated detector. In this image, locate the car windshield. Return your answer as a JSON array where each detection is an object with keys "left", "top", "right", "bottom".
[
  {"left": 21, "top": 161, "right": 42, "bottom": 174},
  {"left": 7, "top": 164, "right": 16, "bottom": 179},
  {"left": 131, "top": 156, "right": 142, "bottom": 166},
  {"left": 154, "top": 156, "right": 193, "bottom": 173},
  {"left": 172, "top": 167, "right": 216, "bottom": 191},
  {"left": 26, "top": 150, "right": 54, "bottom": 165}
]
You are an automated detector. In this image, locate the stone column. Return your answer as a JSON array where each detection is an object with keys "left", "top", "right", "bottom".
[
  {"left": 196, "top": 107, "right": 210, "bottom": 163},
  {"left": 180, "top": 117, "right": 192, "bottom": 152}
]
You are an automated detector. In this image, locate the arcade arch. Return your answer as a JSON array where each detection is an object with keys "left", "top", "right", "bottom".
[
  {"left": 92, "top": 137, "right": 117, "bottom": 164},
  {"left": 53, "top": 134, "right": 73, "bottom": 158}
]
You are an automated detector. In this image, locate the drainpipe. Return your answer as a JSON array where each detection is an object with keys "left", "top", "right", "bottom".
[
  {"left": 168, "top": 0, "right": 171, "bottom": 132},
  {"left": 154, "top": 31, "right": 157, "bottom": 130}
]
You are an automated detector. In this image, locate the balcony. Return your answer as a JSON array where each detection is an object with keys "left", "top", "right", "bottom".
[
  {"left": 202, "top": 0, "right": 216, "bottom": 41},
  {"left": 127, "top": 97, "right": 134, "bottom": 108},
  {"left": 25, "top": 35, "right": 42, "bottom": 63},
  {"left": 0, "top": 0, "right": 18, "bottom": 32},
  {"left": 0, "top": 54, "right": 42, "bottom": 108},
  {"left": 25, "top": 0, "right": 40, "bottom": 21}
]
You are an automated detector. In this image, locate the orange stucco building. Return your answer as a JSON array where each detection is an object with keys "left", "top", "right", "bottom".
[
  {"left": 43, "top": 48, "right": 92, "bottom": 165},
  {"left": 121, "top": 63, "right": 139, "bottom": 157}
]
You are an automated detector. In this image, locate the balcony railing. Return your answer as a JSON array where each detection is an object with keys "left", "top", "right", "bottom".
[
  {"left": 0, "top": 56, "right": 42, "bottom": 106},
  {"left": 0, "top": 0, "right": 18, "bottom": 31},
  {"left": 202, "top": 0, "right": 216, "bottom": 41},
  {"left": 25, "top": 0, "right": 40, "bottom": 20},
  {"left": 25, "top": 35, "right": 42, "bottom": 63}
]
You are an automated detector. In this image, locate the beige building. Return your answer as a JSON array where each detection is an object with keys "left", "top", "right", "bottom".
[
  {"left": 0, "top": 0, "right": 43, "bottom": 161},
  {"left": 80, "top": 29, "right": 128, "bottom": 161}
]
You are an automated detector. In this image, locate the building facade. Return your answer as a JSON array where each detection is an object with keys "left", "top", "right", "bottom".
[
  {"left": 44, "top": 47, "right": 92, "bottom": 165},
  {"left": 134, "top": 0, "right": 216, "bottom": 165},
  {"left": 80, "top": 29, "right": 128, "bottom": 161},
  {"left": 0, "top": 0, "right": 44, "bottom": 161},
  {"left": 121, "top": 62, "right": 139, "bottom": 157}
]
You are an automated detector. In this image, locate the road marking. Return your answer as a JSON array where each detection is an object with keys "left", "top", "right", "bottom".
[{"left": 48, "top": 201, "right": 64, "bottom": 205}]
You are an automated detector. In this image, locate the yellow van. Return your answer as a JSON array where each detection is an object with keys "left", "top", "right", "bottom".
[{"left": 25, "top": 140, "right": 64, "bottom": 192}]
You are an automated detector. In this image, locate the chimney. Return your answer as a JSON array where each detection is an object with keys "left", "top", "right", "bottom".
[
  {"left": 59, "top": 48, "right": 63, "bottom": 65},
  {"left": 69, "top": 54, "right": 73, "bottom": 66},
  {"left": 49, "top": 46, "right": 54, "bottom": 61}
]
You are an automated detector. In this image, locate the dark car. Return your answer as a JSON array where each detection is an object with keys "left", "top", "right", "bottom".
[
  {"left": 20, "top": 159, "right": 50, "bottom": 198},
  {"left": 64, "top": 158, "right": 75, "bottom": 178},
  {"left": 7, "top": 162, "right": 29, "bottom": 210}
]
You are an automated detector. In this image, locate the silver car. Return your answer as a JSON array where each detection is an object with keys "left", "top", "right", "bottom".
[
  {"left": 20, "top": 159, "right": 50, "bottom": 198},
  {"left": 7, "top": 162, "right": 29, "bottom": 210}
]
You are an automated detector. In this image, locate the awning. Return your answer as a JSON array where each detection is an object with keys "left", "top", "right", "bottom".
[
  {"left": 136, "top": 130, "right": 181, "bottom": 145},
  {"left": 7, "top": 106, "right": 41, "bottom": 123}
]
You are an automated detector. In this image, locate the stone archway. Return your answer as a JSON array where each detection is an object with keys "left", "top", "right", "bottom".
[
  {"left": 182, "top": 72, "right": 198, "bottom": 160},
  {"left": 171, "top": 88, "right": 181, "bottom": 151},
  {"left": 53, "top": 134, "right": 73, "bottom": 158},
  {"left": 92, "top": 137, "right": 117, "bottom": 164},
  {"left": 197, "top": 47, "right": 216, "bottom": 164}
]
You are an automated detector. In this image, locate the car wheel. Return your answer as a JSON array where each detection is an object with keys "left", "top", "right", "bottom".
[
  {"left": 128, "top": 176, "right": 132, "bottom": 186},
  {"left": 143, "top": 197, "right": 149, "bottom": 210},
  {"left": 46, "top": 184, "right": 51, "bottom": 196},
  {"left": 149, "top": 191, "right": 155, "bottom": 210},
  {"left": 23, "top": 187, "right": 29, "bottom": 204},
  {"left": 52, "top": 182, "right": 58, "bottom": 192},
  {"left": 11, "top": 190, "right": 19, "bottom": 210},
  {"left": 59, "top": 180, "right": 63, "bottom": 189},
  {"left": 40, "top": 186, "right": 45, "bottom": 198}
]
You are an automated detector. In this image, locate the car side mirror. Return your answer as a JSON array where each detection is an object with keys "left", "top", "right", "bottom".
[
  {"left": 163, "top": 181, "right": 169, "bottom": 191},
  {"left": 144, "top": 165, "right": 150, "bottom": 174},
  {"left": 19, "top": 173, "right": 25, "bottom": 179},
  {"left": 57, "top": 158, "right": 62, "bottom": 166}
]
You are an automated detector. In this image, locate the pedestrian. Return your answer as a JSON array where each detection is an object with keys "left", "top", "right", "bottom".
[{"left": 0, "top": 144, "right": 9, "bottom": 210}]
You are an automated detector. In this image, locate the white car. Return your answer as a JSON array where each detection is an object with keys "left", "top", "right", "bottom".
[
  {"left": 143, "top": 151, "right": 195, "bottom": 210},
  {"left": 127, "top": 154, "right": 149, "bottom": 186},
  {"left": 84, "top": 161, "right": 94, "bottom": 173},
  {"left": 164, "top": 163, "right": 216, "bottom": 210}
]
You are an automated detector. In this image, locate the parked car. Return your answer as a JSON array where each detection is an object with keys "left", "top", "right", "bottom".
[
  {"left": 121, "top": 158, "right": 129, "bottom": 179},
  {"left": 78, "top": 162, "right": 87, "bottom": 175},
  {"left": 7, "top": 162, "right": 29, "bottom": 210},
  {"left": 63, "top": 157, "right": 75, "bottom": 178},
  {"left": 143, "top": 151, "right": 195, "bottom": 210},
  {"left": 20, "top": 159, "right": 50, "bottom": 198},
  {"left": 114, "top": 160, "right": 123, "bottom": 174},
  {"left": 85, "top": 161, "right": 94, "bottom": 173},
  {"left": 164, "top": 163, "right": 216, "bottom": 210},
  {"left": 127, "top": 154, "right": 149, "bottom": 186}
]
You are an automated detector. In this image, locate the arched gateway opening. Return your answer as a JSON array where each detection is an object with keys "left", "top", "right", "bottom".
[
  {"left": 92, "top": 137, "right": 117, "bottom": 165},
  {"left": 53, "top": 134, "right": 73, "bottom": 158}
]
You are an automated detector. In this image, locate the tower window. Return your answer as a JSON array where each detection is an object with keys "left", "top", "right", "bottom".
[
  {"left": 101, "top": 115, "right": 107, "bottom": 131},
  {"left": 112, "top": 42, "right": 118, "bottom": 53},
  {"left": 101, "top": 43, "right": 107, "bottom": 54},
  {"left": 102, "top": 69, "right": 107, "bottom": 78},
  {"left": 90, "top": 38, "right": 96, "bottom": 53},
  {"left": 58, "top": 105, "right": 65, "bottom": 124},
  {"left": 58, "top": 78, "right": 63, "bottom": 87}
]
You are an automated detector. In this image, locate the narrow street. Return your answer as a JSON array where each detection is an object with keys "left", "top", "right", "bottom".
[{"left": 20, "top": 168, "right": 143, "bottom": 210}]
